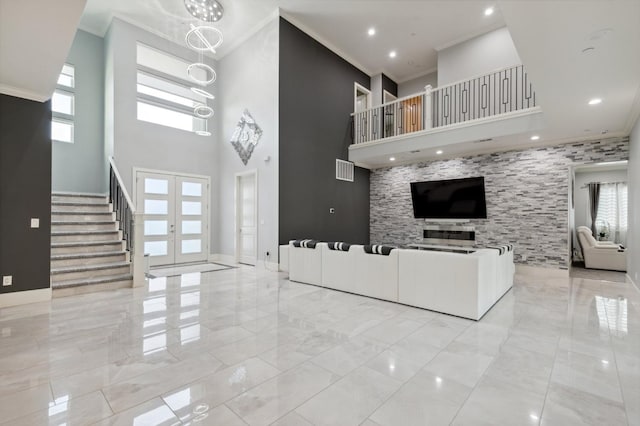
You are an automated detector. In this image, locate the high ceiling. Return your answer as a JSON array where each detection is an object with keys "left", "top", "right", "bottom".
[{"left": 79, "top": 0, "right": 507, "bottom": 83}]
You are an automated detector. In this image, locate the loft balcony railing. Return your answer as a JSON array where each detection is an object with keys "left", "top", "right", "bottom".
[{"left": 351, "top": 64, "right": 537, "bottom": 144}]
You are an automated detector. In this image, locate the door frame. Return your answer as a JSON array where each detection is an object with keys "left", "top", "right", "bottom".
[
  {"left": 235, "top": 169, "right": 258, "bottom": 265},
  {"left": 354, "top": 82, "right": 372, "bottom": 113},
  {"left": 133, "top": 167, "right": 211, "bottom": 266}
]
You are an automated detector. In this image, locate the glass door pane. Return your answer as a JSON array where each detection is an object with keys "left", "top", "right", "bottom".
[
  {"left": 175, "top": 176, "right": 208, "bottom": 264},
  {"left": 137, "top": 172, "right": 176, "bottom": 266}
]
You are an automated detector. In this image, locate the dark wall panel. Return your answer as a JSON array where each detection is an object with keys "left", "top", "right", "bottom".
[
  {"left": 279, "top": 18, "right": 371, "bottom": 245},
  {"left": 382, "top": 74, "right": 398, "bottom": 98},
  {"left": 0, "top": 94, "right": 52, "bottom": 293}
]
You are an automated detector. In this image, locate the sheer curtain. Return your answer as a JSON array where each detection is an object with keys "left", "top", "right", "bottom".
[{"left": 596, "top": 182, "right": 628, "bottom": 244}]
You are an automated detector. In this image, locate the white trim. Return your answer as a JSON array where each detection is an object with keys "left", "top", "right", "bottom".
[
  {"left": 133, "top": 166, "right": 212, "bottom": 182},
  {"left": 515, "top": 264, "right": 569, "bottom": 278},
  {"left": 354, "top": 83, "right": 372, "bottom": 113},
  {"left": 280, "top": 12, "right": 377, "bottom": 79},
  {"left": 0, "top": 288, "right": 52, "bottom": 308},
  {"left": 219, "top": 9, "right": 280, "bottom": 60},
  {"left": 382, "top": 90, "right": 397, "bottom": 104},
  {"left": 52, "top": 191, "right": 108, "bottom": 197},
  {"left": 0, "top": 84, "right": 50, "bottom": 103},
  {"left": 210, "top": 253, "right": 238, "bottom": 265},
  {"left": 235, "top": 170, "right": 259, "bottom": 265}
]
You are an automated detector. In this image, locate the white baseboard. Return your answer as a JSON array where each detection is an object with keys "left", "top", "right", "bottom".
[
  {"left": 256, "top": 261, "right": 279, "bottom": 271},
  {"left": 0, "top": 287, "right": 52, "bottom": 308},
  {"left": 515, "top": 264, "right": 569, "bottom": 278},
  {"left": 209, "top": 254, "right": 238, "bottom": 265},
  {"left": 209, "top": 254, "right": 280, "bottom": 272}
]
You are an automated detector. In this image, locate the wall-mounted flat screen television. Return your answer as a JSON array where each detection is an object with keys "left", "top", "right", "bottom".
[{"left": 410, "top": 177, "right": 487, "bottom": 219}]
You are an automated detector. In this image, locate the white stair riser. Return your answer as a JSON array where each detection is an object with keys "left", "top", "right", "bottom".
[
  {"left": 52, "top": 213, "right": 115, "bottom": 222},
  {"left": 51, "top": 253, "right": 127, "bottom": 268},
  {"left": 52, "top": 223, "right": 118, "bottom": 232},
  {"left": 52, "top": 232, "right": 121, "bottom": 244},
  {"left": 51, "top": 242, "right": 124, "bottom": 255},
  {"left": 52, "top": 265, "right": 131, "bottom": 283},
  {"left": 53, "top": 278, "right": 133, "bottom": 298},
  {"left": 52, "top": 195, "right": 107, "bottom": 204},
  {"left": 52, "top": 204, "right": 112, "bottom": 213}
]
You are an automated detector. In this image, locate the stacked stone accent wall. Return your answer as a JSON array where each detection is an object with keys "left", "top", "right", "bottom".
[{"left": 370, "top": 138, "right": 629, "bottom": 269}]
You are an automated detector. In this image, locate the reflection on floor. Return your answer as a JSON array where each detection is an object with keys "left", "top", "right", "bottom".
[
  {"left": 149, "top": 262, "right": 233, "bottom": 278},
  {"left": 0, "top": 267, "right": 639, "bottom": 425},
  {"left": 570, "top": 262, "right": 629, "bottom": 284}
]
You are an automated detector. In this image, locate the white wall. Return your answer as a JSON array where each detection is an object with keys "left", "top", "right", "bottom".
[
  {"left": 398, "top": 71, "right": 437, "bottom": 97},
  {"left": 437, "top": 27, "right": 521, "bottom": 86},
  {"left": 371, "top": 74, "right": 382, "bottom": 107},
  {"left": 52, "top": 30, "right": 106, "bottom": 193},
  {"left": 216, "top": 18, "right": 279, "bottom": 262},
  {"left": 574, "top": 168, "right": 628, "bottom": 250},
  {"left": 628, "top": 117, "right": 640, "bottom": 285},
  {"left": 104, "top": 18, "right": 219, "bottom": 253}
]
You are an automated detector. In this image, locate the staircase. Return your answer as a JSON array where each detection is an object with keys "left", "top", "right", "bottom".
[{"left": 51, "top": 192, "right": 133, "bottom": 297}]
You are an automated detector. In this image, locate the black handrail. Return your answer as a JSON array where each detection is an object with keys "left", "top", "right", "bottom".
[{"left": 109, "top": 163, "right": 134, "bottom": 253}]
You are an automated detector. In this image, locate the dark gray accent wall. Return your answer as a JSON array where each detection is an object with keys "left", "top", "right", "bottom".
[
  {"left": 279, "top": 18, "right": 371, "bottom": 245},
  {"left": 381, "top": 74, "right": 398, "bottom": 99},
  {"left": 0, "top": 94, "right": 52, "bottom": 293}
]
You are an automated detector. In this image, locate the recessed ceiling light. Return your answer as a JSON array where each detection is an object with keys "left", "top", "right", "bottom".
[
  {"left": 588, "top": 98, "right": 602, "bottom": 105},
  {"left": 530, "top": 135, "right": 540, "bottom": 141},
  {"left": 368, "top": 27, "right": 376, "bottom": 36},
  {"left": 389, "top": 51, "right": 397, "bottom": 58},
  {"left": 484, "top": 7, "right": 494, "bottom": 16},
  {"left": 389, "top": 157, "right": 396, "bottom": 161},
  {"left": 436, "top": 150, "right": 443, "bottom": 155}
]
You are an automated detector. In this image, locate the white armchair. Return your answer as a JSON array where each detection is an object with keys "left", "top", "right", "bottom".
[{"left": 577, "top": 226, "right": 626, "bottom": 271}]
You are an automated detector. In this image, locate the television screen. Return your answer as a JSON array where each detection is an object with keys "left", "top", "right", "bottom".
[{"left": 410, "top": 177, "right": 487, "bottom": 219}]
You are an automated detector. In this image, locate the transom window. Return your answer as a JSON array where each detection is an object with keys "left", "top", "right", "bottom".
[{"left": 136, "top": 43, "right": 210, "bottom": 134}]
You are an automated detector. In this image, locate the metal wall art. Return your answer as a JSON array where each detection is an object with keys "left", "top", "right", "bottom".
[{"left": 230, "top": 109, "right": 263, "bottom": 165}]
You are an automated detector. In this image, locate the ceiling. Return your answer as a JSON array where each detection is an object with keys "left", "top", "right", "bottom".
[
  {"left": 0, "top": 0, "right": 87, "bottom": 102},
  {"left": 2, "top": 0, "right": 638, "bottom": 161},
  {"left": 79, "top": 0, "right": 507, "bottom": 83}
]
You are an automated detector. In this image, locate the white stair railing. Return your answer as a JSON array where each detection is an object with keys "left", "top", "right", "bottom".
[{"left": 351, "top": 64, "right": 536, "bottom": 144}]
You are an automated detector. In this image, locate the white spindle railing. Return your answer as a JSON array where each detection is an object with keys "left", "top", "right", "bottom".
[{"left": 351, "top": 64, "right": 536, "bottom": 144}]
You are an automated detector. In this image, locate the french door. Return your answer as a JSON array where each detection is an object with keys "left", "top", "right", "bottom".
[{"left": 136, "top": 171, "right": 209, "bottom": 267}]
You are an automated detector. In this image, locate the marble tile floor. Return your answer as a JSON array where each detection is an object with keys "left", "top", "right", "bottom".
[
  {"left": 0, "top": 267, "right": 639, "bottom": 425},
  {"left": 570, "top": 263, "right": 628, "bottom": 283}
]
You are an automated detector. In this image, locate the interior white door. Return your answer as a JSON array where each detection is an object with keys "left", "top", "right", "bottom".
[
  {"left": 137, "top": 171, "right": 209, "bottom": 267},
  {"left": 175, "top": 176, "right": 209, "bottom": 264},
  {"left": 237, "top": 172, "right": 257, "bottom": 265},
  {"left": 137, "top": 172, "right": 176, "bottom": 267}
]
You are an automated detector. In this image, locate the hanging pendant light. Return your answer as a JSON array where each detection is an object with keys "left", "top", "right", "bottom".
[{"left": 184, "top": 0, "right": 224, "bottom": 22}]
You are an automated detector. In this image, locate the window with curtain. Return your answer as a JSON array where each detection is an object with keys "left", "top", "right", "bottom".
[{"left": 596, "top": 182, "right": 628, "bottom": 244}]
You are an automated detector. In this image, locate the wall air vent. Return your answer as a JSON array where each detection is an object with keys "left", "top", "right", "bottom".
[{"left": 336, "top": 159, "right": 354, "bottom": 182}]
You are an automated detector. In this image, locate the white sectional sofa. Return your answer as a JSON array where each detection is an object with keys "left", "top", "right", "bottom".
[
  {"left": 288, "top": 241, "right": 322, "bottom": 286},
  {"left": 397, "top": 248, "right": 498, "bottom": 320},
  {"left": 280, "top": 241, "right": 514, "bottom": 320}
]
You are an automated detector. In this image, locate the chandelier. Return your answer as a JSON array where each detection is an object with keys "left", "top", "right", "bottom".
[{"left": 183, "top": 1, "right": 224, "bottom": 136}]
